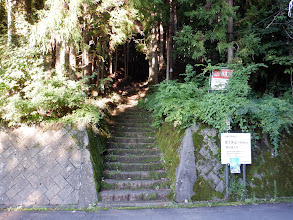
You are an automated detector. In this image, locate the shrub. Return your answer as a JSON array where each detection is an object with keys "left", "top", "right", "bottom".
[
  {"left": 0, "top": 43, "right": 101, "bottom": 126},
  {"left": 144, "top": 63, "right": 293, "bottom": 154}
]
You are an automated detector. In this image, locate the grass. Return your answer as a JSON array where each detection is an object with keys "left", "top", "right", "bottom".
[{"left": 2, "top": 197, "right": 292, "bottom": 212}]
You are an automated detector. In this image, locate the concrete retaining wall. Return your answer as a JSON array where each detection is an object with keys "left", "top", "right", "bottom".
[
  {"left": 0, "top": 124, "right": 97, "bottom": 208},
  {"left": 175, "top": 123, "right": 293, "bottom": 202}
]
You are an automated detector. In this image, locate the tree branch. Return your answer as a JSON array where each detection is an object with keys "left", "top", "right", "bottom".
[{"left": 265, "top": 11, "right": 282, "bottom": 29}]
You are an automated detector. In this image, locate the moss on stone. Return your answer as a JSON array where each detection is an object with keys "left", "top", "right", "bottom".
[
  {"left": 156, "top": 122, "right": 185, "bottom": 184},
  {"left": 87, "top": 124, "right": 108, "bottom": 194},
  {"left": 245, "top": 130, "right": 293, "bottom": 199},
  {"left": 192, "top": 126, "right": 204, "bottom": 162},
  {"left": 191, "top": 176, "right": 224, "bottom": 201}
]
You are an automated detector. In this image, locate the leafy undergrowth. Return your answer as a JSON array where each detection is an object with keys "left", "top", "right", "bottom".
[
  {"left": 87, "top": 124, "right": 108, "bottom": 194},
  {"left": 0, "top": 44, "right": 104, "bottom": 127},
  {"left": 155, "top": 123, "right": 185, "bottom": 194},
  {"left": 143, "top": 63, "right": 293, "bottom": 154}
]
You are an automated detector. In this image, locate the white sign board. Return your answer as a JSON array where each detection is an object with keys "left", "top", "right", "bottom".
[
  {"left": 221, "top": 133, "right": 251, "bottom": 164},
  {"left": 210, "top": 69, "right": 233, "bottom": 90}
]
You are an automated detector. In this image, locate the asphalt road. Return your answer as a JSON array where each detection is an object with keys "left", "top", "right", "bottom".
[{"left": 0, "top": 203, "right": 292, "bottom": 220}]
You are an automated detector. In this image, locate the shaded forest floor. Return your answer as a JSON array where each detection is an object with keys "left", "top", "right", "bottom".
[{"left": 94, "top": 72, "right": 150, "bottom": 116}]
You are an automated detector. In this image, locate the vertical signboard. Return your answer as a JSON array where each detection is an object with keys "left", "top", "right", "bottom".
[
  {"left": 210, "top": 68, "right": 233, "bottom": 90},
  {"left": 221, "top": 133, "right": 251, "bottom": 165},
  {"left": 221, "top": 133, "right": 251, "bottom": 199}
]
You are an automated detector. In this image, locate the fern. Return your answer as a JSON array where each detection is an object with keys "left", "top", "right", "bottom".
[{"left": 144, "top": 63, "right": 293, "bottom": 154}]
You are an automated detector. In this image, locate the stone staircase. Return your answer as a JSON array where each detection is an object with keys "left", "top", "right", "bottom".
[{"left": 99, "top": 107, "right": 171, "bottom": 204}]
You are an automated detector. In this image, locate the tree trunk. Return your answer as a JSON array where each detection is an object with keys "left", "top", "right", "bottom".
[
  {"left": 34, "top": 0, "right": 44, "bottom": 10},
  {"left": 154, "top": 27, "right": 159, "bottom": 84},
  {"left": 69, "top": 43, "right": 76, "bottom": 78},
  {"left": 159, "top": 22, "right": 165, "bottom": 71},
  {"left": 114, "top": 48, "right": 118, "bottom": 73},
  {"left": 173, "top": 3, "right": 177, "bottom": 72},
  {"left": 6, "top": 0, "right": 14, "bottom": 47},
  {"left": 148, "top": 27, "right": 159, "bottom": 84},
  {"left": 227, "top": 0, "right": 234, "bottom": 62},
  {"left": 24, "top": 0, "right": 32, "bottom": 22},
  {"left": 166, "top": 27, "right": 170, "bottom": 81},
  {"left": 65, "top": 42, "right": 70, "bottom": 74},
  {"left": 55, "top": 40, "right": 61, "bottom": 74},
  {"left": 290, "top": 67, "right": 293, "bottom": 98},
  {"left": 124, "top": 42, "right": 128, "bottom": 77},
  {"left": 82, "top": 3, "right": 92, "bottom": 82},
  {"left": 55, "top": 40, "right": 66, "bottom": 76},
  {"left": 166, "top": 1, "right": 175, "bottom": 81},
  {"left": 82, "top": 46, "right": 91, "bottom": 78},
  {"left": 102, "top": 40, "right": 106, "bottom": 78},
  {"left": 109, "top": 50, "right": 113, "bottom": 75}
]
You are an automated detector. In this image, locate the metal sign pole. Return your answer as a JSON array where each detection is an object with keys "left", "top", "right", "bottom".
[
  {"left": 224, "top": 120, "right": 231, "bottom": 200},
  {"left": 243, "top": 164, "right": 246, "bottom": 199},
  {"left": 225, "top": 164, "right": 229, "bottom": 199}
]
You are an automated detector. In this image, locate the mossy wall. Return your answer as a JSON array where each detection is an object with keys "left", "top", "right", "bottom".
[
  {"left": 156, "top": 123, "right": 185, "bottom": 185},
  {"left": 191, "top": 124, "right": 225, "bottom": 201},
  {"left": 87, "top": 124, "right": 108, "bottom": 194},
  {"left": 157, "top": 121, "right": 293, "bottom": 201},
  {"left": 246, "top": 132, "right": 293, "bottom": 198}
]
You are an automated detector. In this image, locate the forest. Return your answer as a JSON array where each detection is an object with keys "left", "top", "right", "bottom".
[{"left": 0, "top": 0, "right": 293, "bottom": 154}]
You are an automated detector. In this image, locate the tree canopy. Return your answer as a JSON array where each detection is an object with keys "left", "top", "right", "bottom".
[{"left": 0, "top": 0, "right": 292, "bottom": 151}]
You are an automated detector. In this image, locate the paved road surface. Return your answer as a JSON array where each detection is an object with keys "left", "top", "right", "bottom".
[{"left": 0, "top": 203, "right": 292, "bottom": 220}]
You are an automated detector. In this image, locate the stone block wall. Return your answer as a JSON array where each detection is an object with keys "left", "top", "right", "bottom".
[
  {"left": 174, "top": 124, "right": 225, "bottom": 202},
  {"left": 0, "top": 124, "right": 97, "bottom": 208},
  {"left": 174, "top": 123, "right": 293, "bottom": 202},
  {"left": 191, "top": 124, "right": 225, "bottom": 200}
]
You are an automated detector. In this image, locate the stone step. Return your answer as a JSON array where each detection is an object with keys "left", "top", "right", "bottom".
[
  {"left": 102, "top": 179, "right": 170, "bottom": 190},
  {"left": 110, "top": 122, "right": 153, "bottom": 128},
  {"left": 103, "top": 105, "right": 171, "bottom": 204},
  {"left": 103, "top": 170, "right": 168, "bottom": 180},
  {"left": 97, "top": 200, "right": 173, "bottom": 208},
  {"left": 99, "top": 189, "right": 171, "bottom": 202},
  {"left": 107, "top": 142, "right": 157, "bottom": 149},
  {"left": 107, "top": 148, "right": 160, "bottom": 156},
  {"left": 110, "top": 131, "right": 155, "bottom": 138},
  {"left": 111, "top": 127, "right": 154, "bottom": 133},
  {"left": 119, "top": 108, "right": 148, "bottom": 113},
  {"left": 104, "top": 162, "right": 163, "bottom": 171},
  {"left": 109, "top": 137, "right": 156, "bottom": 144},
  {"left": 111, "top": 115, "right": 151, "bottom": 121},
  {"left": 105, "top": 155, "right": 161, "bottom": 163},
  {"left": 111, "top": 119, "right": 151, "bottom": 124}
]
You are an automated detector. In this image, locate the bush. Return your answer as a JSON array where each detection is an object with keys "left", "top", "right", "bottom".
[
  {"left": 144, "top": 63, "right": 293, "bottom": 154},
  {"left": 0, "top": 44, "right": 102, "bottom": 126}
]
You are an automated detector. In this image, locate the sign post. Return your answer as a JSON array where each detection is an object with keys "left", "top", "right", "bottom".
[
  {"left": 209, "top": 68, "right": 233, "bottom": 91},
  {"left": 221, "top": 133, "right": 251, "bottom": 199}
]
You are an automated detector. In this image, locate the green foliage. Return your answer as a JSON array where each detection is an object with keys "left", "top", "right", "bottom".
[
  {"left": 229, "top": 177, "right": 246, "bottom": 201},
  {"left": 174, "top": 0, "right": 292, "bottom": 98},
  {"left": 174, "top": 26, "right": 206, "bottom": 60},
  {"left": 156, "top": 123, "right": 185, "bottom": 185},
  {"left": 245, "top": 131, "right": 293, "bottom": 198},
  {"left": 61, "top": 104, "right": 103, "bottom": 125},
  {"left": 0, "top": 43, "right": 102, "bottom": 126},
  {"left": 87, "top": 124, "right": 108, "bottom": 193},
  {"left": 192, "top": 176, "right": 224, "bottom": 201},
  {"left": 144, "top": 63, "right": 293, "bottom": 154},
  {"left": 175, "top": 0, "right": 237, "bottom": 62}
]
